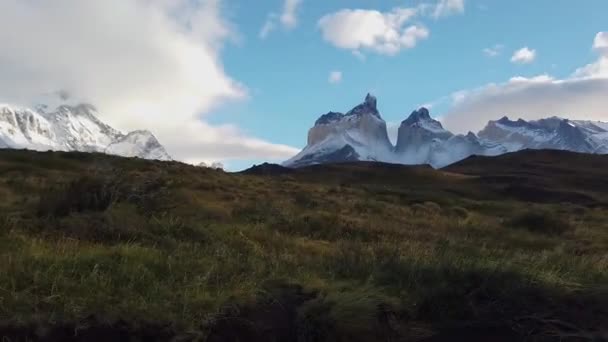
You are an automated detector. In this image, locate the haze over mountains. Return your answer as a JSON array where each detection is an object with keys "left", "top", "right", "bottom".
[{"left": 285, "top": 94, "right": 608, "bottom": 168}]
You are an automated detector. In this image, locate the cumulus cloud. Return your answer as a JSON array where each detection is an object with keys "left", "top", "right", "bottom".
[
  {"left": 483, "top": 44, "right": 504, "bottom": 57},
  {"left": 432, "top": 0, "right": 465, "bottom": 18},
  {"left": 317, "top": 0, "right": 466, "bottom": 56},
  {"left": 260, "top": 0, "right": 302, "bottom": 39},
  {"left": 441, "top": 34, "right": 608, "bottom": 133},
  {"left": 0, "top": 0, "right": 298, "bottom": 164},
  {"left": 318, "top": 8, "right": 428, "bottom": 56},
  {"left": 594, "top": 32, "right": 608, "bottom": 50},
  {"left": 511, "top": 47, "right": 537, "bottom": 64},
  {"left": 328, "top": 71, "right": 343, "bottom": 84}
]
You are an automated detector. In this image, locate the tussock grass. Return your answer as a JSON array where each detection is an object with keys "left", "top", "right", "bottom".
[{"left": 0, "top": 149, "right": 607, "bottom": 340}]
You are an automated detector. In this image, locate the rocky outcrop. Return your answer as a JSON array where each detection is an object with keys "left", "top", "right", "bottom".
[{"left": 284, "top": 94, "right": 393, "bottom": 167}]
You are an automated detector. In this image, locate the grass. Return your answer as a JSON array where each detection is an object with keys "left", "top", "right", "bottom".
[{"left": 0, "top": 149, "right": 607, "bottom": 341}]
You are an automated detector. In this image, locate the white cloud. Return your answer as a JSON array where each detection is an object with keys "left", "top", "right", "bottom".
[
  {"left": 511, "top": 47, "right": 537, "bottom": 64},
  {"left": 318, "top": 8, "right": 429, "bottom": 56},
  {"left": 483, "top": 44, "right": 503, "bottom": 57},
  {"left": 317, "top": 0, "right": 466, "bottom": 56},
  {"left": 432, "top": 0, "right": 465, "bottom": 18},
  {"left": 0, "top": 0, "right": 298, "bottom": 163},
  {"left": 441, "top": 34, "right": 608, "bottom": 134},
  {"left": 260, "top": 0, "right": 302, "bottom": 39},
  {"left": 280, "top": 0, "right": 303, "bottom": 28},
  {"left": 593, "top": 31, "right": 608, "bottom": 53},
  {"left": 328, "top": 71, "right": 343, "bottom": 84}
]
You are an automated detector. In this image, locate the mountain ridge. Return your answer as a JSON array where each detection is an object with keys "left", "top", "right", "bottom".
[
  {"left": 0, "top": 102, "right": 171, "bottom": 161},
  {"left": 285, "top": 94, "right": 608, "bottom": 168}
]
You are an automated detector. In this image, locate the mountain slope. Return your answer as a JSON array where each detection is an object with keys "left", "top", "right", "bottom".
[
  {"left": 285, "top": 94, "right": 608, "bottom": 168},
  {"left": 0, "top": 103, "right": 171, "bottom": 160},
  {"left": 0, "top": 148, "right": 606, "bottom": 341},
  {"left": 284, "top": 94, "right": 393, "bottom": 167}
]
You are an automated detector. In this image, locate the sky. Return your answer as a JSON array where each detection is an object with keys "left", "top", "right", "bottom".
[{"left": 0, "top": 0, "right": 607, "bottom": 170}]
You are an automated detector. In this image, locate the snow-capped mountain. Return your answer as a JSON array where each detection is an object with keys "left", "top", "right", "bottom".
[
  {"left": 284, "top": 94, "right": 608, "bottom": 168},
  {"left": 0, "top": 103, "right": 171, "bottom": 161},
  {"left": 479, "top": 116, "right": 608, "bottom": 154},
  {"left": 284, "top": 94, "right": 393, "bottom": 168}
]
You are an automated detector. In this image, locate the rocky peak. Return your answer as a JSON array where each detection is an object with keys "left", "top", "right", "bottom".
[
  {"left": 364, "top": 93, "right": 377, "bottom": 110},
  {"left": 395, "top": 107, "right": 453, "bottom": 158},
  {"left": 345, "top": 93, "right": 380, "bottom": 118},
  {"left": 465, "top": 131, "right": 478, "bottom": 141},
  {"left": 495, "top": 116, "right": 533, "bottom": 128},
  {"left": 315, "top": 111, "right": 344, "bottom": 125},
  {"left": 402, "top": 107, "right": 432, "bottom": 126}
]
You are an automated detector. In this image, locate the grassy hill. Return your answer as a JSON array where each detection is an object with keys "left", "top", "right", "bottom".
[{"left": 0, "top": 149, "right": 607, "bottom": 341}]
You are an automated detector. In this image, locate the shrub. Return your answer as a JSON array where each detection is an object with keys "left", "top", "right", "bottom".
[
  {"left": 411, "top": 201, "right": 442, "bottom": 216},
  {"left": 507, "top": 210, "right": 571, "bottom": 235},
  {"left": 450, "top": 206, "right": 469, "bottom": 220},
  {"left": 37, "top": 176, "right": 121, "bottom": 217}
]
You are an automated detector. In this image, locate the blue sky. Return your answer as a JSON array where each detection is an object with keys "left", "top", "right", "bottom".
[
  {"left": 201, "top": 0, "right": 608, "bottom": 170},
  {"left": 1, "top": 0, "right": 606, "bottom": 170}
]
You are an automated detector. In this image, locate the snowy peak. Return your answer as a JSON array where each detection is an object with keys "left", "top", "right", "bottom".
[
  {"left": 395, "top": 107, "right": 453, "bottom": 160},
  {"left": 478, "top": 116, "right": 608, "bottom": 154},
  {"left": 315, "top": 111, "right": 345, "bottom": 125},
  {"left": 0, "top": 105, "right": 57, "bottom": 149},
  {"left": 106, "top": 130, "right": 171, "bottom": 161},
  {"left": 314, "top": 94, "right": 380, "bottom": 125},
  {"left": 401, "top": 107, "right": 432, "bottom": 126},
  {"left": 0, "top": 102, "right": 171, "bottom": 161},
  {"left": 285, "top": 93, "right": 392, "bottom": 168},
  {"left": 345, "top": 93, "right": 380, "bottom": 118},
  {"left": 285, "top": 94, "right": 608, "bottom": 169}
]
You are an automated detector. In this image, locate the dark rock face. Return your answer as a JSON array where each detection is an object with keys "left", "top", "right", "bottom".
[
  {"left": 400, "top": 107, "right": 432, "bottom": 127},
  {"left": 241, "top": 163, "right": 294, "bottom": 175},
  {"left": 345, "top": 93, "right": 380, "bottom": 118},
  {"left": 315, "top": 111, "right": 345, "bottom": 125},
  {"left": 287, "top": 145, "right": 360, "bottom": 168}
]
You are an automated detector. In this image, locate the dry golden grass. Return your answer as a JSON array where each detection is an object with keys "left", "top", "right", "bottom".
[{"left": 0, "top": 149, "right": 607, "bottom": 341}]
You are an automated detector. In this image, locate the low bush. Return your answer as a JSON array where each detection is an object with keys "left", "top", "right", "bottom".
[
  {"left": 507, "top": 210, "right": 571, "bottom": 235},
  {"left": 37, "top": 176, "right": 121, "bottom": 217}
]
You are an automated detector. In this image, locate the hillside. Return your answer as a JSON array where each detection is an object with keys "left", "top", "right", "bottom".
[{"left": 1, "top": 149, "right": 607, "bottom": 341}]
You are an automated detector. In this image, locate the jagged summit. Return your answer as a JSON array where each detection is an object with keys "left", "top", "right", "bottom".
[
  {"left": 401, "top": 107, "right": 432, "bottom": 126},
  {"left": 284, "top": 93, "right": 392, "bottom": 168},
  {"left": 285, "top": 94, "right": 608, "bottom": 168},
  {"left": 345, "top": 93, "right": 380, "bottom": 118},
  {"left": 315, "top": 111, "right": 344, "bottom": 125},
  {"left": 314, "top": 94, "right": 380, "bottom": 125}
]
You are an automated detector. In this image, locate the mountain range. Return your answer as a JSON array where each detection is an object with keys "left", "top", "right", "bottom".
[
  {"left": 0, "top": 103, "right": 171, "bottom": 160},
  {"left": 284, "top": 94, "right": 608, "bottom": 168}
]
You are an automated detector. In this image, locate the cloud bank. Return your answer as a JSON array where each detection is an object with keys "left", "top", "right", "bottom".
[
  {"left": 442, "top": 33, "right": 608, "bottom": 133},
  {"left": 0, "top": 0, "right": 298, "bottom": 164}
]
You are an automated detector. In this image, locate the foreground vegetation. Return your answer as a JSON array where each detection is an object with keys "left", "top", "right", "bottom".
[{"left": 0, "top": 149, "right": 607, "bottom": 341}]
